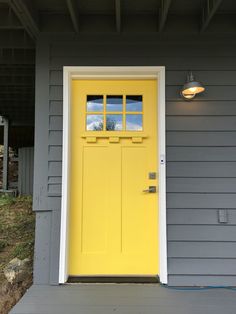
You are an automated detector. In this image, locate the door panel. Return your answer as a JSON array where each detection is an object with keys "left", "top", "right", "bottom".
[
  {"left": 69, "top": 79, "right": 158, "bottom": 276},
  {"left": 82, "top": 146, "right": 109, "bottom": 253},
  {"left": 122, "top": 146, "right": 148, "bottom": 253}
]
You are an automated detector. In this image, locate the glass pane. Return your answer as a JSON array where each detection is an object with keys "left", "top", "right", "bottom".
[
  {"left": 86, "top": 114, "right": 103, "bottom": 131},
  {"left": 126, "top": 96, "right": 142, "bottom": 112},
  {"left": 126, "top": 114, "right": 143, "bottom": 131},
  {"left": 87, "top": 95, "right": 103, "bottom": 112},
  {"left": 106, "top": 115, "right": 123, "bottom": 131},
  {"left": 106, "top": 96, "right": 123, "bottom": 112}
]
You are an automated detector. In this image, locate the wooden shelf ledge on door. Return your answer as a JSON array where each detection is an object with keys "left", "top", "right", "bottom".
[{"left": 81, "top": 133, "right": 148, "bottom": 144}]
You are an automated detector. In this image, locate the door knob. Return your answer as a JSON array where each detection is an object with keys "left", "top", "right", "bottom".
[{"left": 143, "top": 186, "right": 157, "bottom": 193}]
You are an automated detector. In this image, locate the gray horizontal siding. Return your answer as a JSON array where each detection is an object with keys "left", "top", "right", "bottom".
[
  {"left": 49, "top": 146, "right": 62, "bottom": 161},
  {"left": 48, "top": 184, "right": 61, "bottom": 195},
  {"left": 49, "top": 131, "right": 62, "bottom": 145},
  {"left": 167, "top": 101, "right": 236, "bottom": 116},
  {"left": 163, "top": 44, "right": 236, "bottom": 284},
  {"left": 167, "top": 70, "right": 236, "bottom": 85},
  {"left": 48, "top": 161, "right": 62, "bottom": 177},
  {"left": 48, "top": 177, "right": 62, "bottom": 184},
  {"left": 167, "top": 147, "right": 236, "bottom": 161},
  {"left": 167, "top": 117, "right": 236, "bottom": 131},
  {"left": 168, "top": 242, "right": 236, "bottom": 258},
  {"left": 168, "top": 259, "right": 236, "bottom": 275},
  {"left": 50, "top": 101, "right": 63, "bottom": 115},
  {"left": 49, "top": 56, "right": 236, "bottom": 70},
  {"left": 167, "top": 178, "right": 236, "bottom": 193},
  {"left": 168, "top": 225, "right": 236, "bottom": 241},
  {"left": 50, "top": 86, "right": 62, "bottom": 101},
  {"left": 167, "top": 194, "right": 236, "bottom": 208},
  {"left": 34, "top": 34, "right": 236, "bottom": 285},
  {"left": 167, "top": 132, "right": 236, "bottom": 146},
  {"left": 49, "top": 116, "right": 62, "bottom": 131},
  {"left": 167, "top": 162, "right": 236, "bottom": 177},
  {"left": 168, "top": 209, "right": 236, "bottom": 225}
]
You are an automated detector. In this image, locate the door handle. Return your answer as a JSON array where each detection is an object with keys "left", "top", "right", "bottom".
[{"left": 143, "top": 186, "right": 157, "bottom": 193}]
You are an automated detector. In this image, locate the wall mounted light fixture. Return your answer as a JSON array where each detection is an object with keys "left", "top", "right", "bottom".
[{"left": 181, "top": 71, "right": 205, "bottom": 100}]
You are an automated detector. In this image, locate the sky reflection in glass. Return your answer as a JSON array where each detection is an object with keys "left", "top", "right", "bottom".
[
  {"left": 87, "top": 96, "right": 103, "bottom": 112},
  {"left": 86, "top": 114, "right": 103, "bottom": 131},
  {"left": 126, "top": 96, "right": 142, "bottom": 112},
  {"left": 106, "top": 115, "right": 123, "bottom": 131},
  {"left": 126, "top": 114, "right": 143, "bottom": 131},
  {"left": 106, "top": 96, "right": 123, "bottom": 112}
]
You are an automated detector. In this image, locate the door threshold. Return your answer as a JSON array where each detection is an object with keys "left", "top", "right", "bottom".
[{"left": 68, "top": 276, "right": 160, "bottom": 284}]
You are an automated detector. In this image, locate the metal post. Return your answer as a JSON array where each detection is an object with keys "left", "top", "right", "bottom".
[{"left": 2, "top": 117, "right": 9, "bottom": 190}]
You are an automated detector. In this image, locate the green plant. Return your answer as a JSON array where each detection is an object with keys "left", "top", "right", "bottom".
[
  {"left": 0, "top": 195, "right": 16, "bottom": 207},
  {"left": 0, "top": 240, "right": 8, "bottom": 252},
  {"left": 12, "top": 240, "right": 34, "bottom": 260}
]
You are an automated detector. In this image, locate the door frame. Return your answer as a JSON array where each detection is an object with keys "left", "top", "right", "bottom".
[{"left": 59, "top": 66, "right": 167, "bottom": 284}]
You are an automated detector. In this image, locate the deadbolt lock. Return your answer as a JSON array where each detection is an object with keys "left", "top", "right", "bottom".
[
  {"left": 149, "top": 172, "right": 156, "bottom": 180},
  {"left": 143, "top": 186, "right": 157, "bottom": 193}
]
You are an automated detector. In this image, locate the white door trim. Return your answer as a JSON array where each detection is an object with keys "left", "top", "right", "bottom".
[{"left": 59, "top": 66, "right": 167, "bottom": 284}]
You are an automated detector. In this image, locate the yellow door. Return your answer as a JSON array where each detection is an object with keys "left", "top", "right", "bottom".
[{"left": 69, "top": 79, "right": 159, "bottom": 276}]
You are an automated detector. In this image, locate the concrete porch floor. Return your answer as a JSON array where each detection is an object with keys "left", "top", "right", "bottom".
[{"left": 10, "top": 283, "right": 236, "bottom": 314}]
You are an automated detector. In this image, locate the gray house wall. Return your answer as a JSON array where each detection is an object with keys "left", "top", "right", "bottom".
[
  {"left": 33, "top": 34, "right": 236, "bottom": 286},
  {"left": 18, "top": 147, "right": 34, "bottom": 196}
]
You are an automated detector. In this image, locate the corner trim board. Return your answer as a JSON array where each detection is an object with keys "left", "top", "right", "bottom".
[{"left": 59, "top": 66, "right": 167, "bottom": 284}]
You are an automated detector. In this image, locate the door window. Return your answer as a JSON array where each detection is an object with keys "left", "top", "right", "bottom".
[{"left": 86, "top": 95, "right": 143, "bottom": 131}]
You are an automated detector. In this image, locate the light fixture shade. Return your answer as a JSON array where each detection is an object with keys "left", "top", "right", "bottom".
[{"left": 181, "top": 71, "right": 205, "bottom": 99}]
